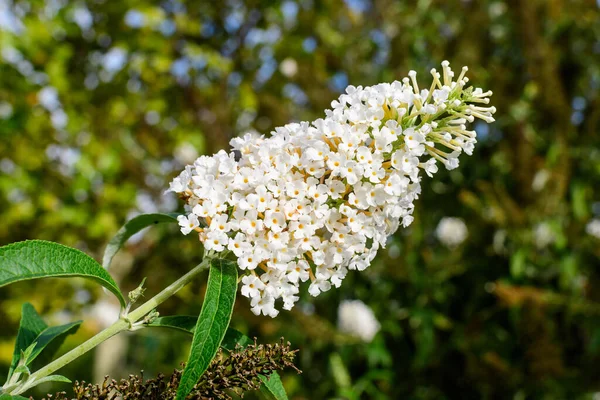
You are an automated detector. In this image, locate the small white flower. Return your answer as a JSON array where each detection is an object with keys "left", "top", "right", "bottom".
[
  {"left": 308, "top": 278, "right": 331, "bottom": 296},
  {"left": 227, "top": 232, "right": 251, "bottom": 257},
  {"left": 210, "top": 213, "right": 231, "bottom": 233},
  {"left": 238, "top": 251, "right": 259, "bottom": 270},
  {"left": 420, "top": 159, "right": 438, "bottom": 178},
  {"left": 279, "top": 58, "right": 298, "bottom": 78},
  {"left": 586, "top": 219, "right": 600, "bottom": 239},
  {"left": 326, "top": 152, "right": 347, "bottom": 176},
  {"left": 251, "top": 295, "right": 279, "bottom": 318},
  {"left": 531, "top": 169, "right": 550, "bottom": 192},
  {"left": 436, "top": 217, "right": 468, "bottom": 248},
  {"left": 241, "top": 274, "right": 264, "bottom": 298},
  {"left": 339, "top": 160, "right": 363, "bottom": 184},
  {"left": 204, "top": 230, "right": 229, "bottom": 251},
  {"left": 286, "top": 260, "right": 310, "bottom": 283},
  {"left": 326, "top": 179, "right": 346, "bottom": 200},
  {"left": 263, "top": 210, "right": 287, "bottom": 233},
  {"left": 177, "top": 214, "right": 199, "bottom": 235},
  {"left": 337, "top": 299, "right": 380, "bottom": 342},
  {"left": 307, "top": 183, "right": 329, "bottom": 204},
  {"left": 267, "top": 230, "right": 290, "bottom": 251},
  {"left": 239, "top": 210, "right": 263, "bottom": 235},
  {"left": 534, "top": 223, "right": 555, "bottom": 249},
  {"left": 403, "top": 128, "right": 425, "bottom": 149},
  {"left": 289, "top": 216, "right": 316, "bottom": 239}
]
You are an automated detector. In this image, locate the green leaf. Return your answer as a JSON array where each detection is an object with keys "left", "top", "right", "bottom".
[
  {"left": 7, "top": 303, "right": 82, "bottom": 382},
  {"left": 221, "top": 327, "right": 253, "bottom": 349},
  {"left": 176, "top": 259, "right": 238, "bottom": 400},
  {"left": 0, "top": 394, "right": 30, "bottom": 400},
  {"left": 102, "top": 213, "right": 178, "bottom": 269},
  {"left": 8, "top": 303, "right": 48, "bottom": 379},
  {"left": 571, "top": 183, "right": 589, "bottom": 221},
  {"left": 28, "top": 321, "right": 82, "bottom": 366},
  {"left": 147, "top": 315, "right": 198, "bottom": 334},
  {"left": 329, "top": 352, "right": 351, "bottom": 390},
  {"left": 29, "top": 374, "right": 71, "bottom": 386},
  {"left": 0, "top": 240, "right": 126, "bottom": 307},
  {"left": 510, "top": 249, "right": 526, "bottom": 279},
  {"left": 10, "top": 375, "right": 72, "bottom": 396},
  {"left": 258, "top": 373, "right": 288, "bottom": 400},
  {"left": 12, "top": 365, "right": 30, "bottom": 377},
  {"left": 148, "top": 317, "right": 248, "bottom": 342}
]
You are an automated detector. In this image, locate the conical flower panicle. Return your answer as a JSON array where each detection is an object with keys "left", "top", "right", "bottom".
[{"left": 169, "top": 62, "right": 496, "bottom": 317}]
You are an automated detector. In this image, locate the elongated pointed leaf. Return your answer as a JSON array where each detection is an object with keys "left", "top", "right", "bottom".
[
  {"left": 7, "top": 303, "right": 82, "bottom": 384},
  {"left": 12, "top": 365, "right": 30, "bottom": 377},
  {"left": 29, "top": 321, "right": 82, "bottom": 366},
  {"left": 258, "top": 373, "right": 288, "bottom": 400},
  {"left": 8, "top": 303, "right": 48, "bottom": 378},
  {"left": 24, "top": 374, "right": 71, "bottom": 391},
  {"left": 147, "top": 315, "right": 198, "bottom": 334},
  {"left": 0, "top": 240, "right": 126, "bottom": 307},
  {"left": 176, "top": 259, "right": 237, "bottom": 400},
  {"left": 102, "top": 213, "right": 179, "bottom": 269},
  {"left": 149, "top": 320, "right": 289, "bottom": 400},
  {"left": 8, "top": 375, "right": 72, "bottom": 397},
  {"left": 31, "top": 322, "right": 81, "bottom": 372},
  {"left": 221, "top": 327, "right": 253, "bottom": 349}
]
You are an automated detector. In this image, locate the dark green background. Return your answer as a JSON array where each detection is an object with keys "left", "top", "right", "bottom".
[{"left": 1, "top": 0, "right": 599, "bottom": 398}]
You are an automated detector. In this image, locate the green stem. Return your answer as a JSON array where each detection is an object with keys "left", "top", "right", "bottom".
[{"left": 10, "top": 257, "right": 212, "bottom": 395}]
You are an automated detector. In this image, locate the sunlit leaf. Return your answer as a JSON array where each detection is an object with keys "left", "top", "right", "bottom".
[{"left": 0, "top": 240, "right": 126, "bottom": 307}]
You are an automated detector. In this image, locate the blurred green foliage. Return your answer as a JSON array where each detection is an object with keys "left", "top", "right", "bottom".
[{"left": 1, "top": 0, "right": 600, "bottom": 398}]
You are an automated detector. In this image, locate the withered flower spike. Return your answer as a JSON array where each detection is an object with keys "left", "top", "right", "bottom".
[{"left": 42, "top": 339, "right": 300, "bottom": 400}]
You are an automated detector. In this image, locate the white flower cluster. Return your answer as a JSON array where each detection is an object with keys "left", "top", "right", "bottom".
[
  {"left": 337, "top": 299, "right": 381, "bottom": 342},
  {"left": 169, "top": 62, "right": 495, "bottom": 317},
  {"left": 436, "top": 217, "right": 469, "bottom": 248}
]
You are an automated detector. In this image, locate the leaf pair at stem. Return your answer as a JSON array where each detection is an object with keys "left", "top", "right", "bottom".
[{"left": 2, "top": 303, "right": 79, "bottom": 396}]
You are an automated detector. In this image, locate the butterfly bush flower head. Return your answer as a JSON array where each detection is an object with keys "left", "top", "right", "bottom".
[{"left": 168, "top": 62, "right": 496, "bottom": 317}]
